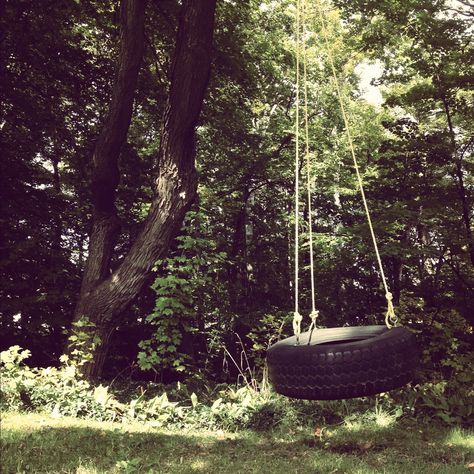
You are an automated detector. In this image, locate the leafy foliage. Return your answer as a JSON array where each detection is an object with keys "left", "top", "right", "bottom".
[
  {"left": 2, "top": 346, "right": 473, "bottom": 429},
  {"left": 138, "top": 211, "right": 228, "bottom": 376},
  {"left": 67, "top": 316, "right": 103, "bottom": 367},
  {"left": 0, "top": 0, "right": 472, "bottom": 420}
]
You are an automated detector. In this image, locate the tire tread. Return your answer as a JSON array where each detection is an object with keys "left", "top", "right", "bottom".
[{"left": 267, "top": 326, "right": 419, "bottom": 400}]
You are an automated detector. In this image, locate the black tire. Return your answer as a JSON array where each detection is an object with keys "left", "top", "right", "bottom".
[{"left": 266, "top": 325, "right": 419, "bottom": 400}]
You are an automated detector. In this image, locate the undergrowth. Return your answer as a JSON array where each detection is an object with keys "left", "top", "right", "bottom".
[{"left": 1, "top": 345, "right": 473, "bottom": 432}]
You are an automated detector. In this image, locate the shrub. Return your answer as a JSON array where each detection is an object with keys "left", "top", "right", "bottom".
[
  {"left": 0, "top": 346, "right": 35, "bottom": 411},
  {"left": 138, "top": 211, "right": 229, "bottom": 378},
  {"left": 1, "top": 346, "right": 124, "bottom": 421},
  {"left": 2, "top": 344, "right": 472, "bottom": 431}
]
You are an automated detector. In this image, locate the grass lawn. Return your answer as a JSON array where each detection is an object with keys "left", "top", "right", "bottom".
[{"left": 1, "top": 412, "right": 473, "bottom": 473}]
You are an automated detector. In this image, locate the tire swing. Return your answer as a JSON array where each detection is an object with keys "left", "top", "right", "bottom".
[{"left": 266, "top": 0, "right": 419, "bottom": 401}]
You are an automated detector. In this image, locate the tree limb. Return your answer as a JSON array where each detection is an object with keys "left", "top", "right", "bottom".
[{"left": 77, "top": 0, "right": 146, "bottom": 302}]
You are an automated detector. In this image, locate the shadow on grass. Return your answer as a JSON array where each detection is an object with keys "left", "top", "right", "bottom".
[{"left": 1, "top": 419, "right": 472, "bottom": 474}]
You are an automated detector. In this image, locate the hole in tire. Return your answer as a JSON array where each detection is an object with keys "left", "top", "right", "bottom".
[{"left": 317, "top": 338, "right": 367, "bottom": 346}]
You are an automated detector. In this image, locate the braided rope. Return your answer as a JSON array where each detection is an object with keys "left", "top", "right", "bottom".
[
  {"left": 293, "top": 0, "right": 302, "bottom": 342},
  {"left": 314, "top": 0, "right": 397, "bottom": 328}
]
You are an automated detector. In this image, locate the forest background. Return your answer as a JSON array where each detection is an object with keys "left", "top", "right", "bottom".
[{"left": 0, "top": 0, "right": 473, "bottom": 423}]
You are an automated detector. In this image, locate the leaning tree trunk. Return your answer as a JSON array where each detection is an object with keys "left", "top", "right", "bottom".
[
  {"left": 72, "top": 0, "right": 217, "bottom": 378},
  {"left": 77, "top": 0, "right": 146, "bottom": 305}
]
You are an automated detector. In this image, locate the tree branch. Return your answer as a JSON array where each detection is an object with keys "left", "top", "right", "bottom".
[{"left": 77, "top": 0, "right": 146, "bottom": 303}]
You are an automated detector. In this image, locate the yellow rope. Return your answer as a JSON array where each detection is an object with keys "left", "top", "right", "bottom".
[
  {"left": 302, "top": 0, "right": 319, "bottom": 329},
  {"left": 314, "top": 0, "right": 397, "bottom": 328},
  {"left": 293, "top": 0, "right": 302, "bottom": 341}
]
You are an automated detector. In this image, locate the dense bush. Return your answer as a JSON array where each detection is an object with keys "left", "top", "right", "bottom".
[
  {"left": 1, "top": 346, "right": 292, "bottom": 430},
  {"left": 2, "top": 345, "right": 473, "bottom": 430},
  {"left": 138, "top": 212, "right": 229, "bottom": 377}
]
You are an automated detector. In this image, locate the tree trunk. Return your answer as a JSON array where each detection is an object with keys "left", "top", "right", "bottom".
[
  {"left": 78, "top": 0, "right": 146, "bottom": 302},
  {"left": 49, "top": 156, "right": 63, "bottom": 287},
  {"left": 228, "top": 188, "right": 250, "bottom": 312},
  {"left": 72, "top": 0, "right": 217, "bottom": 379},
  {"left": 442, "top": 97, "right": 474, "bottom": 267}
]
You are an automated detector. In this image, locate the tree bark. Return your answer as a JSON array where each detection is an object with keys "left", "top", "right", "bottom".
[
  {"left": 72, "top": 0, "right": 217, "bottom": 378},
  {"left": 228, "top": 188, "right": 250, "bottom": 312},
  {"left": 441, "top": 97, "right": 474, "bottom": 267},
  {"left": 77, "top": 0, "right": 146, "bottom": 302}
]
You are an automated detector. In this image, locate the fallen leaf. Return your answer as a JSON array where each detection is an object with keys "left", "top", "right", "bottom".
[{"left": 361, "top": 442, "right": 373, "bottom": 450}]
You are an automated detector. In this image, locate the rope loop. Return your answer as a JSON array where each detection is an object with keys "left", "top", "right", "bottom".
[
  {"left": 306, "top": 309, "right": 319, "bottom": 345},
  {"left": 384, "top": 292, "right": 398, "bottom": 328},
  {"left": 293, "top": 311, "right": 303, "bottom": 343},
  {"left": 309, "top": 309, "right": 319, "bottom": 323}
]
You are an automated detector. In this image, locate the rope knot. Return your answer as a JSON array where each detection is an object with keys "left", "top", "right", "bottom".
[
  {"left": 384, "top": 292, "right": 398, "bottom": 328},
  {"left": 307, "top": 309, "right": 319, "bottom": 345},
  {"left": 293, "top": 311, "right": 303, "bottom": 323},
  {"left": 293, "top": 311, "right": 303, "bottom": 343}
]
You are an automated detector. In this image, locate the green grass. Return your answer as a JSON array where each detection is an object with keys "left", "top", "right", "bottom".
[{"left": 1, "top": 412, "right": 473, "bottom": 473}]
